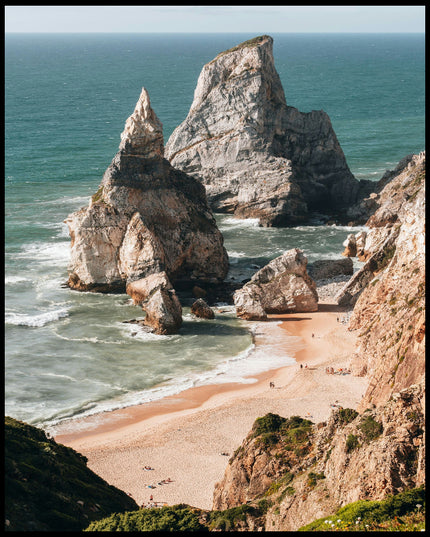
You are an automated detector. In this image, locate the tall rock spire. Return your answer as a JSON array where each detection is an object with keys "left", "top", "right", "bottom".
[{"left": 119, "top": 87, "right": 164, "bottom": 158}]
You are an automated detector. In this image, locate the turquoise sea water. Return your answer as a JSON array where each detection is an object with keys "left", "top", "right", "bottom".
[{"left": 5, "top": 33, "right": 425, "bottom": 430}]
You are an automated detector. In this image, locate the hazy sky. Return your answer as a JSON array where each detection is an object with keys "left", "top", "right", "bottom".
[{"left": 4, "top": 5, "right": 425, "bottom": 33}]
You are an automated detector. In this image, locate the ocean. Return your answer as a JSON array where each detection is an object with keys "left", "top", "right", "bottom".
[{"left": 5, "top": 33, "right": 425, "bottom": 431}]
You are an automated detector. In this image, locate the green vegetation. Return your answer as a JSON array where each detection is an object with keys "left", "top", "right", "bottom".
[
  {"left": 208, "top": 504, "right": 259, "bottom": 531},
  {"left": 345, "top": 434, "right": 360, "bottom": 453},
  {"left": 358, "top": 415, "right": 383, "bottom": 442},
  {"left": 307, "top": 472, "right": 326, "bottom": 489},
  {"left": 337, "top": 408, "right": 359, "bottom": 425},
  {"left": 5, "top": 417, "right": 138, "bottom": 532},
  {"left": 84, "top": 504, "right": 207, "bottom": 532},
  {"left": 298, "top": 486, "right": 425, "bottom": 532},
  {"left": 91, "top": 186, "right": 104, "bottom": 204},
  {"left": 252, "top": 412, "right": 286, "bottom": 437},
  {"left": 251, "top": 414, "right": 313, "bottom": 457}
]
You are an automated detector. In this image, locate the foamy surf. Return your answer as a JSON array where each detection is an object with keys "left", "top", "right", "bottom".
[
  {"left": 6, "top": 307, "right": 70, "bottom": 327},
  {"left": 42, "top": 321, "right": 303, "bottom": 431}
]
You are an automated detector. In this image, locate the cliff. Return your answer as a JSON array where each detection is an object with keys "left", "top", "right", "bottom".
[
  {"left": 211, "top": 153, "right": 425, "bottom": 530},
  {"left": 65, "top": 88, "right": 228, "bottom": 333},
  {"left": 347, "top": 152, "right": 425, "bottom": 409},
  {"left": 165, "top": 35, "right": 372, "bottom": 226},
  {"left": 5, "top": 417, "right": 138, "bottom": 532},
  {"left": 213, "top": 385, "right": 425, "bottom": 531}
]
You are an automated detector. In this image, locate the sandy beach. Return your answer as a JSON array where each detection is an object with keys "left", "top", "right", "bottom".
[{"left": 54, "top": 298, "right": 368, "bottom": 511}]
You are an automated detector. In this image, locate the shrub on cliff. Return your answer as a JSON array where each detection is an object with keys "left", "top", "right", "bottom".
[
  {"left": 358, "top": 414, "right": 383, "bottom": 442},
  {"left": 337, "top": 407, "right": 359, "bottom": 425},
  {"left": 84, "top": 504, "right": 207, "bottom": 532},
  {"left": 5, "top": 417, "right": 138, "bottom": 532},
  {"left": 252, "top": 413, "right": 287, "bottom": 436},
  {"left": 209, "top": 504, "right": 261, "bottom": 531}
]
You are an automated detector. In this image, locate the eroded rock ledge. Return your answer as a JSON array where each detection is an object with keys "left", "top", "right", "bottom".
[
  {"left": 65, "top": 88, "right": 228, "bottom": 334},
  {"left": 166, "top": 35, "right": 373, "bottom": 226}
]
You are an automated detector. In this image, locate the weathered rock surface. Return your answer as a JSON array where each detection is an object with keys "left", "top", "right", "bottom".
[
  {"left": 213, "top": 383, "right": 425, "bottom": 531},
  {"left": 307, "top": 257, "right": 353, "bottom": 281},
  {"left": 347, "top": 152, "right": 425, "bottom": 410},
  {"left": 166, "top": 35, "right": 372, "bottom": 226},
  {"left": 234, "top": 248, "right": 318, "bottom": 320},
  {"left": 341, "top": 233, "right": 357, "bottom": 257},
  {"left": 346, "top": 153, "right": 419, "bottom": 225},
  {"left": 336, "top": 152, "right": 425, "bottom": 309},
  {"left": 65, "top": 88, "right": 228, "bottom": 333},
  {"left": 191, "top": 298, "right": 215, "bottom": 319},
  {"left": 126, "top": 272, "right": 183, "bottom": 335}
]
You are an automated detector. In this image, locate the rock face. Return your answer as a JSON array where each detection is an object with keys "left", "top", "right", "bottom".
[
  {"left": 213, "top": 384, "right": 425, "bottom": 530},
  {"left": 212, "top": 153, "right": 425, "bottom": 530},
  {"left": 336, "top": 152, "right": 425, "bottom": 309},
  {"left": 65, "top": 88, "right": 228, "bottom": 334},
  {"left": 234, "top": 249, "right": 318, "bottom": 320},
  {"left": 346, "top": 153, "right": 419, "bottom": 225},
  {"left": 165, "top": 35, "right": 372, "bottom": 226},
  {"left": 346, "top": 152, "right": 425, "bottom": 410},
  {"left": 307, "top": 257, "right": 353, "bottom": 281}
]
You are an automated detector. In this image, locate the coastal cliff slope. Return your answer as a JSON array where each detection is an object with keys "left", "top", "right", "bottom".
[
  {"left": 165, "top": 35, "right": 372, "bottom": 226},
  {"left": 65, "top": 88, "right": 228, "bottom": 333},
  {"left": 348, "top": 152, "right": 425, "bottom": 409},
  {"left": 5, "top": 417, "right": 138, "bottom": 532},
  {"left": 212, "top": 385, "right": 425, "bottom": 531},
  {"left": 211, "top": 153, "right": 425, "bottom": 530}
]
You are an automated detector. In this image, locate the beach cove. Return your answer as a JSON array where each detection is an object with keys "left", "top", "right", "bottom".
[{"left": 54, "top": 294, "right": 368, "bottom": 511}]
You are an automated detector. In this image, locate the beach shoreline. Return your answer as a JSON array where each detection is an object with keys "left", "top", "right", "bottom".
[{"left": 53, "top": 298, "right": 368, "bottom": 511}]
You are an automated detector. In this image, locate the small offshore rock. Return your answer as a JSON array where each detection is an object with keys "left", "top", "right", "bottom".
[{"left": 191, "top": 298, "right": 215, "bottom": 319}]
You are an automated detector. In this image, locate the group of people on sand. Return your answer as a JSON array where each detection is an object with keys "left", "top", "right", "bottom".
[
  {"left": 141, "top": 498, "right": 167, "bottom": 509},
  {"left": 325, "top": 367, "right": 351, "bottom": 375},
  {"left": 144, "top": 477, "right": 173, "bottom": 489}
]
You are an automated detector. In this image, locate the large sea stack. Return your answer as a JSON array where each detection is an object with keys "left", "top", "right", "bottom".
[
  {"left": 65, "top": 88, "right": 228, "bottom": 334},
  {"left": 165, "top": 35, "right": 372, "bottom": 226}
]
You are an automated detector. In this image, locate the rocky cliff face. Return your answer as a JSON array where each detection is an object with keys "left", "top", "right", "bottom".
[
  {"left": 212, "top": 152, "right": 425, "bottom": 529},
  {"left": 165, "top": 35, "right": 372, "bottom": 226},
  {"left": 347, "top": 152, "right": 425, "bottom": 410},
  {"left": 65, "top": 88, "right": 228, "bottom": 333},
  {"left": 213, "top": 384, "right": 425, "bottom": 531}
]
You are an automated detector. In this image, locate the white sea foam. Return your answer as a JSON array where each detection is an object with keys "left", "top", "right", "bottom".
[
  {"left": 43, "top": 321, "right": 303, "bottom": 430},
  {"left": 119, "top": 322, "right": 179, "bottom": 342},
  {"left": 6, "top": 307, "right": 70, "bottom": 327},
  {"left": 16, "top": 241, "right": 71, "bottom": 264},
  {"left": 41, "top": 195, "right": 90, "bottom": 207},
  {"left": 5, "top": 275, "right": 30, "bottom": 285},
  {"left": 218, "top": 216, "right": 260, "bottom": 231}
]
